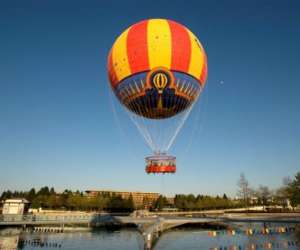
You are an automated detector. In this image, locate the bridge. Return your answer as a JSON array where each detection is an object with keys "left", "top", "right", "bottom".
[{"left": 1, "top": 213, "right": 300, "bottom": 249}]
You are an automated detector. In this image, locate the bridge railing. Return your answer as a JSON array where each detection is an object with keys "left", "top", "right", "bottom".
[{"left": 0, "top": 214, "right": 95, "bottom": 223}]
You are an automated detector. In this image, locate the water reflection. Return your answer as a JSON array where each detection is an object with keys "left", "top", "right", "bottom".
[
  {"left": 295, "top": 226, "right": 300, "bottom": 244},
  {"left": 155, "top": 223, "right": 300, "bottom": 250},
  {"left": 18, "top": 238, "right": 62, "bottom": 249},
  {"left": 0, "top": 229, "right": 143, "bottom": 250},
  {"left": 0, "top": 223, "right": 298, "bottom": 250}
]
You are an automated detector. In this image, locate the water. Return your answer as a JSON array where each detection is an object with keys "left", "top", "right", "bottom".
[
  {"left": 0, "top": 223, "right": 299, "bottom": 250},
  {"left": 0, "top": 229, "right": 143, "bottom": 250},
  {"left": 156, "top": 227, "right": 299, "bottom": 250}
]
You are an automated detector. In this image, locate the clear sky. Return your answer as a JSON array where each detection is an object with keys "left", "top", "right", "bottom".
[{"left": 0, "top": 0, "right": 299, "bottom": 197}]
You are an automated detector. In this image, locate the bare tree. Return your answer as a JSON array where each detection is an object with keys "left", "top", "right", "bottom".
[{"left": 237, "top": 173, "right": 252, "bottom": 208}]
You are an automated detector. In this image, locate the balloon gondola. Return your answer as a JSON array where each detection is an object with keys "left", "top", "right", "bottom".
[
  {"left": 107, "top": 19, "right": 207, "bottom": 174},
  {"left": 145, "top": 154, "right": 176, "bottom": 174}
]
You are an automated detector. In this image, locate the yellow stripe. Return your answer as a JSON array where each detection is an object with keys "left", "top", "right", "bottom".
[
  {"left": 147, "top": 19, "right": 171, "bottom": 69},
  {"left": 112, "top": 28, "right": 131, "bottom": 81},
  {"left": 187, "top": 29, "right": 204, "bottom": 79}
]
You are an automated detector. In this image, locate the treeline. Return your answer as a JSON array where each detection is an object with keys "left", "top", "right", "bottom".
[
  {"left": 1, "top": 187, "right": 237, "bottom": 212},
  {"left": 2, "top": 172, "right": 299, "bottom": 212},
  {"left": 174, "top": 194, "right": 239, "bottom": 211},
  {"left": 151, "top": 194, "right": 239, "bottom": 211},
  {"left": 0, "top": 187, "right": 134, "bottom": 212}
]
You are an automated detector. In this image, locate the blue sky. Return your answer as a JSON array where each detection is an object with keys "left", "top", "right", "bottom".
[{"left": 0, "top": 0, "right": 299, "bottom": 197}]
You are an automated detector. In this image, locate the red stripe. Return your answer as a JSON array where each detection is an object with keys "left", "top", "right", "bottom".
[
  {"left": 199, "top": 52, "right": 208, "bottom": 86},
  {"left": 168, "top": 20, "right": 191, "bottom": 72},
  {"left": 127, "top": 20, "right": 149, "bottom": 74},
  {"left": 107, "top": 49, "right": 118, "bottom": 88}
]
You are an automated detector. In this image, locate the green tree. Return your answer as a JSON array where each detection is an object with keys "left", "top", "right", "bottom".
[
  {"left": 1, "top": 190, "right": 13, "bottom": 199},
  {"left": 27, "top": 188, "right": 36, "bottom": 202},
  {"left": 50, "top": 187, "right": 55, "bottom": 195},
  {"left": 108, "top": 195, "right": 126, "bottom": 212},
  {"left": 286, "top": 172, "right": 300, "bottom": 208},
  {"left": 154, "top": 195, "right": 168, "bottom": 211},
  {"left": 38, "top": 186, "right": 50, "bottom": 196}
]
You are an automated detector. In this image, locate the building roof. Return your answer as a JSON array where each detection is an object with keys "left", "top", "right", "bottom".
[
  {"left": 3, "top": 198, "right": 29, "bottom": 203},
  {"left": 85, "top": 190, "right": 159, "bottom": 195}
]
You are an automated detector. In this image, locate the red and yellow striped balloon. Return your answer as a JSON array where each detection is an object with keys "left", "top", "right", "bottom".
[
  {"left": 107, "top": 19, "right": 207, "bottom": 119},
  {"left": 108, "top": 19, "right": 207, "bottom": 89}
]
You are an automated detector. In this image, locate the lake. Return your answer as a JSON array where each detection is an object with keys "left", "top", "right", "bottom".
[{"left": 0, "top": 222, "right": 299, "bottom": 250}]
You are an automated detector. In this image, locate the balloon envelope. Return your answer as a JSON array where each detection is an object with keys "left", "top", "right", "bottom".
[{"left": 107, "top": 19, "right": 207, "bottom": 119}]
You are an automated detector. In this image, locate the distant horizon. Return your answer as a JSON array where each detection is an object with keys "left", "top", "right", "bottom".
[
  {"left": 0, "top": 187, "right": 241, "bottom": 199},
  {"left": 0, "top": 175, "right": 293, "bottom": 199},
  {"left": 1, "top": 170, "right": 297, "bottom": 198}
]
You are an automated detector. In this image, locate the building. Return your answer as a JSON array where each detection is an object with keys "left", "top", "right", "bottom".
[
  {"left": 2, "top": 198, "right": 29, "bottom": 215},
  {"left": 85, "top": 190, "right": 160, "bottom": 209}
]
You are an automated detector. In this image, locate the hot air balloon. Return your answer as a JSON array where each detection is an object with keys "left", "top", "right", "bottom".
[{"left": 107, "top": 19, "right": 207, "bottom": 174}]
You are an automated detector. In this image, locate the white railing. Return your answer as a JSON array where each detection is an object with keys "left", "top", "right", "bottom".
[{"left": 0, "top": 214, "right": 95, "bottom": 223}]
